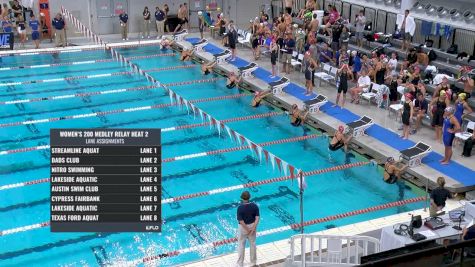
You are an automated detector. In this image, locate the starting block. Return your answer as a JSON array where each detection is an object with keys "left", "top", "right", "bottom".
[
  {"left": 346, "top": 116, "right": 374, "bottom": 138},
  {"left": 304, "top": 94, "right": 328, "bottom": 113},
  {"left": 399, "top": 142, "right": 432, "bottom": 168},
  {"left": 173, "top": 29, "right": 188, "bottom": 42},
  {"left": 214, "top": 50, "right": 232, "bottom": 64},
  {"left": 193, "top": 39, "right": 208, "bottom": 52},
  {"left": 269, "top": 77, "right": 290, "bottom": 95},
  {"left": 238, "top": 62, "right": 258, "bottom": 78}
]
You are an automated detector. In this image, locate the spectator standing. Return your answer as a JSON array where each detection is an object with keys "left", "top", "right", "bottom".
[
  {"left": 281, "top": 31, "right": 295, "bottom": 74},
  {"left": 397, "top": 10, "right": 415, "bottom": 52},
  {"left": 284, "top": 0, "right": 293, "bottom": 15},
  {"left": 163, "top": 4, "right": 170, "bottom": 32},
  {"left": 40, "top": 12, "right": 50, "bottom": 41},
  {"left": 1, "top": 15, "right": 12, "bottom": 33},
  {"left": 351, "top": 51, "right": 361, "bottom": 82},
  {"left": 11, "top": 0, "right": 21, "bottom": 19},
  {"left": 29, "top": 13, "right": 40, "bottom": 48},
  {"left": 119, "top": 10, "right": 128, "bottom": 40},
  {"left": 142, "top": 6, "right": 151, "bottom": 39},
  {"left": 331, "top": 23, "right": 342, "bottom": 58},
  {"left": 429, "top": 177, "right": 453, "bottom": 216},
  {"left": 52, "top": 13, "right": 66, "bottom": 47},
  {"left": 236, "top": 191, "right": 259, "bottom": 267},
  {"left": 355, "top": 10, "right": 366, "bottom": 47},
  {"left": 155, "top": 6, "right": 165, "bottom": 38},
  {"left": 388, "top": 52, "right": 398, "bottom": 76},
  {"left": 339, "top": 26, "right": 350, "bottom": 52}
]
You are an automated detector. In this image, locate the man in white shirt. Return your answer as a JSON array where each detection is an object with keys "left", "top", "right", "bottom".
[
  {"left": 397, "top": 10, "right": 415, "bottom": 52},
  {"left": 355, "top": 10, "right": 366, "bottom": 47},
  {"left": 349, "top": 69, "right": 371, "bottom": 104}
]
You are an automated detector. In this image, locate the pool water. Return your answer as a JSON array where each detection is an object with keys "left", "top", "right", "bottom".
[{"left": 0, "top": 46, "right": 424, "bottom": 266}]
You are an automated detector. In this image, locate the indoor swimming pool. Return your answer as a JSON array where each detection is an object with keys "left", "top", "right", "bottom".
[{"left": 0, "top": 45, "right": 425, "bottom": 266}]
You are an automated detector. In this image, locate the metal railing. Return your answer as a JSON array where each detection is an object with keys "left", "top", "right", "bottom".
[{"left": 288, "top": 234, "right": 380, "bottom": 266}]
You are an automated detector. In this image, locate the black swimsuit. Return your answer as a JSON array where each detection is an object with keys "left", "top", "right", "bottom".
[
  {"left": 226, "top": 81, "right": 236, "bottom": 88},
  {"left": 384, "top": 168, "right": 398, "bottom": 184},
  {"left": 329, "top": 137, "right": 344, "bottom": 151},
  {"left": 204, "top": 69, "right": 210, "bottom": 75}
]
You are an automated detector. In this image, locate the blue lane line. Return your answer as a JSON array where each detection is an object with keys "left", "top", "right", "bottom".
[{"left": 187, "top": 37, "right": 475, "bottom": 186}]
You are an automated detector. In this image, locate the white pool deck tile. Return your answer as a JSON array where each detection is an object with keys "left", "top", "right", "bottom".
[{"left": 181, "top": 199, "right": 462, "bottom": 267}]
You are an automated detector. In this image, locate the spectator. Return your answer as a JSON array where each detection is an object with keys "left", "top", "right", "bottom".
[
  {"left": 330, "top": 23, "right": 342, "bottom": 56},
  {"left": 350, "top": 69, "right": 371, "bottom": 104},
  {"left": 40, "top": 12, "right": 50, "bottom": 41},
  {"left": 119, "top": 10, "right": 128, "bottom": 40},
  {"left": 458, "top": 75, "right": 474, "bottom": 99},
  {"left": 355, "top": 10, "right": 366, "bottom": 47},
  {"left": 142, "top": 6, "right": 151, "bottom": 39},
  {"left": 163, "top": 4, "right": 170, "bottom": 32},
  {"left": 1, "top": 3, "right": 7, "bottom": 19},
  {"left": 441, "top": 107, "right": 460, "bottom": 165},
  {"left": 1, "top": 15, "right": 12, "bottom": 33},
  {"left": 284, "top": 0, "right": 293, "bottom": 15},
  {"left": 406, "top": 48, "right": 418, "bottom": 67},
  {"left": 183, "top": 3, "right": 189, "bottom": 30},
  {"left": 281, "top": 31, "right": 295, "bottom": 74},
  {"left": 412, "top": 93, "right": 428, "bottom": 134},
  {"left": 416, "top": 50, "right": 429, "bottom": 68},
  {"left": 52, "top": 13, "right": 66, "bottom": 47},
  {"left": 155, "top": 6, "right": 165, "bottom": 38},
  {"left": 351, "top": 51, "right": 361, "bottom": 82},
  {"left": 397, "top": 10, "right": 415, "bottom": 52},
  {"left": 29, "top": 13, "right": 40, "bottom": 49},
  {"left": 11, "top": 0, "right": 21, "bottom": 19},
  {"left": 339, "top": 26, "right": 350, "bottom": 52},
  {"left": 236, "top": 191, "right": 259, "bottom": 267},
  {"left": 328, "top": 5, "right": 340, "bottom": 25},
  {"left": 429, "top": 177, "right": 453, "bottom": 216},
  {"left": 319, "top": 42, "right": 333, "bottom": 64},
  {"left": 388, "top": 52, "right": 399, "bottom": 76},
  {"left": 462, "top": 134, "right": 474, "bottom": 157}
]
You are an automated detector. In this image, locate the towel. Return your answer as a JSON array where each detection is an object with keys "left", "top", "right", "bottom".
[
  {"left": 396, "top": 14, "right": 416, "bottom": 36},
  {"left": 421, "top": 21, "right": 433, "bottom": 36}
]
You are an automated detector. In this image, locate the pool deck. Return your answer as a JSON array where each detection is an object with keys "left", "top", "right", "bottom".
[{"left": 167, "top": 34, "right": 473, "bottom": 194}]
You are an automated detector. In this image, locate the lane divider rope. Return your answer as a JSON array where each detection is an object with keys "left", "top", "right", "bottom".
[
  {"left": 0, "top": 47, "right": 102, "bottom": 57},
  {"left": 0, "top": 85, "right": 159, "bottom": 105},
  {"left": 0, "top": 112, "right": 283, "bottom": 191},
  {"left": 163, "top": 134, "right": 320, "bottom": 163},
  {"left": 0, "top": 71, "right": 132, "bottom": 88},
  {"left": 163, "top": 78, "right": 222, "bottom": 87},
  {"left": 0, "top": 93, "right": 248, "bottom": 130},
  {"left": 0, "top": 53, "right": 176, "bottom": 71}
]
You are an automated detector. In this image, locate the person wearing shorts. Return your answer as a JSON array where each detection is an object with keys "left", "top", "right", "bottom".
[
  {"left": 355, "top": 10, "right": 365, "bottom": 47},
  {"left": 228, "top": 21, "right": 237, "bottom": 61},
  {"left": 270, "top": 38, "right": 278, "bottom": 77},
  {"left": 281, "top": 32, "right": 295, "bottom": 74},
  {"left": 29, "top": 13, "right": 40, "bottom": 49}
]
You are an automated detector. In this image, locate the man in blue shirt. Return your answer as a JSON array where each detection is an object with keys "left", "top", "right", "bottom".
[
  {"left": 29, "top": 13, "right": 40, "bottom": 48},
  {"left": 236, "top": 191, "right": 259, "bottom": 267},
  {"left": 351, "top": 51, "right": 362, "bottom": 82},
  {"left": 52, "top": 13, "right": 66, "bottom": 47},
  {"left": 155, "top": 6, "right": 165, "bottom": 38},
  {"left": 119, "top": 10, "right": 128, "bottom": 40}
]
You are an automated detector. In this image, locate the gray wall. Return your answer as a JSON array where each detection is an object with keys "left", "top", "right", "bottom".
[{"left": 28, "top": 0, "right": 271, "bottom": 36}]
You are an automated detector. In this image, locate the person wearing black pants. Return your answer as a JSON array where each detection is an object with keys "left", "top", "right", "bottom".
[{"left": 463, "top": 134, "right": 474, "bottom": 157}]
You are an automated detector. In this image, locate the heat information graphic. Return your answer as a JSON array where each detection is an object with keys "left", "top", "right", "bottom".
[{"left": 50, "top": 129, "right": 161, "bottom": 232}]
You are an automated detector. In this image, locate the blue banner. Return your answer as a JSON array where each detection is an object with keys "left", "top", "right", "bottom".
[{"left": 0, "top": 32, "right": 14, "bottom": 50}]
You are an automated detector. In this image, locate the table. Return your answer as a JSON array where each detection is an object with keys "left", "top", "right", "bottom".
[{"left": 380, "top": 213, "right": 473, "bottom": 251}]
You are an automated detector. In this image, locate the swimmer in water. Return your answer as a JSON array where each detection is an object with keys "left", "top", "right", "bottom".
[
  {"left": 328, "top": 125, "right": 352, "bottom": 152},
  {"left": 159, "top": 38, "right": 174, "bottom": 50},
  {"left": 201, "top": 61, "right": 217, "bottom": 75},
  {"left": 180, "top": 48, "right": 193, "bottom": 61},
  {"left": 289, "top": 104, "right": 309, "bottom": 127},
  {"left": 251, "top": 90, "right": 272, "bottom": 107},
  {"left": 383, "top": 157, "right": 407, "bottom": 184},
  {"left": 226, "top": 72, "right": 242, "bottom": 88}
]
